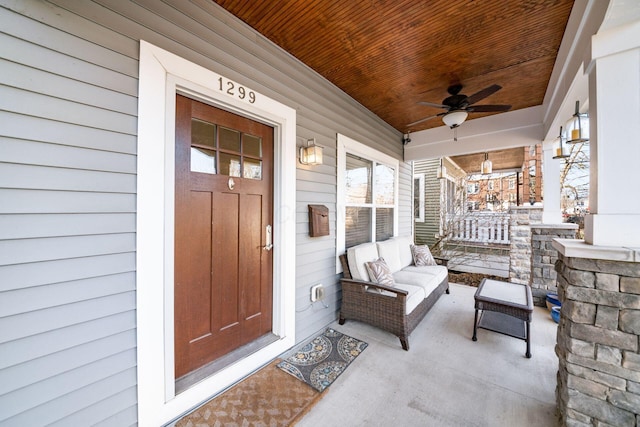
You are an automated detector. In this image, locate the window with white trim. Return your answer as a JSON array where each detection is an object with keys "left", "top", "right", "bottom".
[
  {"left": 467, "top": 182, "right": 479, "bottom": 194},
  {"left": 467, "top": 201, "right": 480, "bottom": 211},
  {"left": 337, "top": 134, "right": 399, "bottom": 255},
  {"left": 444, "top": 178, "right": 457, "bottom": 215}
]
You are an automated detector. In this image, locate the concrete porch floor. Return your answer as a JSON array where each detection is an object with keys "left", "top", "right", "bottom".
[{"left": 296, "top": 283, "right": 560, "bottom": 426}]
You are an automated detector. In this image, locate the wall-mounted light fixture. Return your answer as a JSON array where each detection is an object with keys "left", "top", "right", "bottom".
[
  {"left": 402, "top": 131, "right": 412, "bottom": 145},
  {"left": 481, "top": 152, "right": 492, "bottom": 175},
  {"left": 436, "top": 157, "right": 446, "bottom": 179},
  {"left": 299, "top": 138, "right": 323, "bottom": 165},
  {"left": 567, "top": 100, "right": 589, "bottom": 144},
  {"left": 553, "top": 126, "right": 570, "bottom": 159}
]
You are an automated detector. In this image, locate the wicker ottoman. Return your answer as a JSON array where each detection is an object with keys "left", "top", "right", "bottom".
[{"left": 472, "top": 279, "right": 534, "bottom": 358}]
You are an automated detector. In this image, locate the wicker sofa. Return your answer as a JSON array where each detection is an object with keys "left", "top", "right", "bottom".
[{"left": 339, "top": 236, "right": 449, "bottom": 350}]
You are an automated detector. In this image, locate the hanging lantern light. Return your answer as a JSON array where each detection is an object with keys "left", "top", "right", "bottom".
[
  {"left": 567, "top": 100, "right": 589, "bottom": 144},
  {"left": 553, "top": 126, "right": 570, "bottom": 159},
  {"left": 481, "top": 152, "right": 492, "bottom": 174}
]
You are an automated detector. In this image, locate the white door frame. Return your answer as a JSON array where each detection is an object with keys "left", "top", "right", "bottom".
[{"left": 136, "top": 41, "right": 296, "bottom": 427}]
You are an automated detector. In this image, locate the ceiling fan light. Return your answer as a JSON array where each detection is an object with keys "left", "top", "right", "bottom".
[{"left": 442, "top": 110, "right": 468, "bottom": 128}]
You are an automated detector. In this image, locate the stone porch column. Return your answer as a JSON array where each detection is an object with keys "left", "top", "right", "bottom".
[
  {"left": 553, "top": 241, "right": 640, "bottom": 426},
  {"left": 583, "top": 18, "right": 640, "bottom": 247},
  {"left": 530, "top": 224, "right": 577, "bottom": 305},
  {"left": 509, "top": 206, "right": 542, "bottom": 286}
]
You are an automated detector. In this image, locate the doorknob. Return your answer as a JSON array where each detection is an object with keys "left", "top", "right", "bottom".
[{"left": 263, "top": 225, "right": 273, "bottom": 251}]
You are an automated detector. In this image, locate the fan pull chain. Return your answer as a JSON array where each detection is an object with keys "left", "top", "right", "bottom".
[{"left": 454, "top": 127, "right": 458, "bottom": 142}]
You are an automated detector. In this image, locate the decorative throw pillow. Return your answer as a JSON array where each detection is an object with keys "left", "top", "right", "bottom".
[
  {"left": 365, "top": 257, "right": 395, "bottom": 287},
  {"left": 411, "top": 244, "right": 437, "bottom": 266}
]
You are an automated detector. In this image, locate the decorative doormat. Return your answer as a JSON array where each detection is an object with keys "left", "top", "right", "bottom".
[
  {"left": 176, "top": 359, "right": 322, "bottom": 427},
  {"left": 277, "top": 328, "right": 368, "bottom": 392}
]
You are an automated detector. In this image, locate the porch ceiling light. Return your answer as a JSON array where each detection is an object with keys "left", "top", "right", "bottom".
[
  {"left": 553, "top": 126, "right": 570, "bottom": 159},
  {"left": 481, "top": 152, "right": 492, "bottom": 175},
  {"left": 567, "top": 100, "right": 589, "bottom": 144},
  {"left": 442, "top": 110, "right": 468, "bottom": 129},
  {"left": 299, "top": 138, "right": 323, "bottom": 165}
]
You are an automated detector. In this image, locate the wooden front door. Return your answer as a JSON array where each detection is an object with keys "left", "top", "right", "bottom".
[{"left": 174, "top": 95, "right": 274, "bottom": 379}]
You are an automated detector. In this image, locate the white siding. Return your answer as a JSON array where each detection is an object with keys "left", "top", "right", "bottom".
[{"left": 0, "top": 0, "right": 408, "bottom": 424}]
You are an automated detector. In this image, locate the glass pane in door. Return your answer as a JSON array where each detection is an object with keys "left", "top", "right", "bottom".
[
  {"left": 243, "top": 134, "right": 262, "bottom": 157},
  {"left": 191, "top": 147, "right": 216, "bottom": 174},
  {"left": 219, "top": 127, "right": 241, "bottom": 152},
  {"left": 243, "top": 159, "right": 262, "bottom": 180},
  {"left": 220, "top": 153, "right": 241, "bottom": 177},
  {"left": 191, "top": 119, "right": 215, "bottom": 148}
]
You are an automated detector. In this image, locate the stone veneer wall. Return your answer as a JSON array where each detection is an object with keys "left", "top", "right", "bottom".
[
  {"left": 554, "top": 246, "right": 640, "bottom": 426},
  {"left": 530, "top": 224, "right": 578, "bottom": 305},
  {"left": 509, "top": 205, "right": 542, "bottom": 286}
]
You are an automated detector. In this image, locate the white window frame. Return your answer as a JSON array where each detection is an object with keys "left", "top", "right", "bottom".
[
  {"left": 336, "top": 134, "right": 399, "bottom": 272},
  {"left": 414, "top": 174, "right": 425, "bottom": 222},
  {"left": 443, "top": 177, "right": 457, "bottom": 215},
  {"left": 136, "top": 41, "right": 296, "bottom": 426}
]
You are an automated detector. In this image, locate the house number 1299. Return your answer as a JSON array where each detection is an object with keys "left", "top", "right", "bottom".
[{"left": 218, "top": 77, "right": 256, "bottom": 103}]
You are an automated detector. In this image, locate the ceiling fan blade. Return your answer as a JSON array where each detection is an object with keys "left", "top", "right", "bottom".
[
  {"left": 468, "top": 104, "right": 511, "bottom": 112},
  {"left": 418, "top": 101, "right": 448, "bottom": 109},
  {"left": 465, "top": 84, "right": 502, "bottom": 105},
  {"left": 406, "top": 114, "right": 441, "bottom": 127}
]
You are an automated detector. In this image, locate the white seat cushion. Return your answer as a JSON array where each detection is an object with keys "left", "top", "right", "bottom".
[
  {"left": 347, "top": 242, "right": 380, "bottom": 281},
  {"left": 372, "top": 282, "right": 426, "bottom": 315},
  {"left": 376, "top": 239, "right": 402, "bottom": 273},
  {"left": 393, "top": 265, "right": 448, "bottom": 295}
]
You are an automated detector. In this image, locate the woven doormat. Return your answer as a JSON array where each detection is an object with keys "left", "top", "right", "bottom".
[
  {"left": 176, "top": 360, "right": 322, "bottom": 427},
  {"left": 277, "top": 328, "right": 368, "bottom": 392}
]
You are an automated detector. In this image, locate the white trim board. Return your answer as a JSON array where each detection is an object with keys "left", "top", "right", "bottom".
[{"left": 136, "top": 41, "right": 296, "bottom": 427}]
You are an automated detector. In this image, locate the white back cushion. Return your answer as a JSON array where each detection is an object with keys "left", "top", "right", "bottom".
[
  {"left": 393, "top": 236, "right": 414, "bottom": 268},
  {"left": 346, "top": 242, "right": 379, "bottom": 281},
  {"left": 376, "top": 239, "right": 402, "bottom": 273}
]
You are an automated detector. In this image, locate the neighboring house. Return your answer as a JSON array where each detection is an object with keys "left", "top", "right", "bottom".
[
  {"left": 414, "top": 147, "right": 539, "bottom": 246},
  {"left": 466, "top": 173, "right": 519, "bottom": 212},
  {"left": 413, "top": 157, "right": 464, "bottom": 247},
  {"left": 0, "top": 1, "right": 637, "bottom": 427},
  {"left": 413, "top": 148, "right": 541, "bottom": 277}
]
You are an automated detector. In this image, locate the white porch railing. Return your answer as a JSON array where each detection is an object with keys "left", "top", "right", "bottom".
[{"left": 445, "top": 212, "right": 511, "bottom": 245}]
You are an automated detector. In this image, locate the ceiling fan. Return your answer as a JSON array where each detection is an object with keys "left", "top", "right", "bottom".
[{"left": 407, "top": 84, "right": 511, "bottom": 129}]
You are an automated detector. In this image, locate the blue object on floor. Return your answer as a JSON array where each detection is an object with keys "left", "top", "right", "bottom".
[
  {"left": 551, "top": 306, "right": 561, "bottom": 323},
  {"left": 546, "top": 292, "right": 561, "bottom": 310}
]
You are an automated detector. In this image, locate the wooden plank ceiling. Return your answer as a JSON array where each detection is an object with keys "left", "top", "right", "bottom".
[
  {"left": 213, "top": 0, "right": 574, "bottom": 133},
  {"left": 451, "top": 148, "right": 525, "bottom": 174}
]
